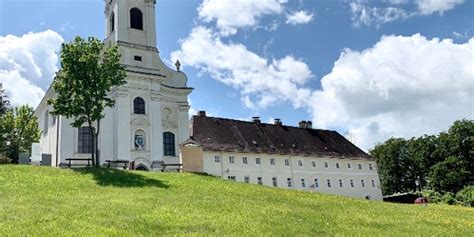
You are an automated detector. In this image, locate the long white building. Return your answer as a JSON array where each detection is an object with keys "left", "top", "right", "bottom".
[
  {"left": 181, "top": 112, "right": 383, "bottom": 200},
  {"left": 34, "top": 0, "right": 192, "bottom": 170}
]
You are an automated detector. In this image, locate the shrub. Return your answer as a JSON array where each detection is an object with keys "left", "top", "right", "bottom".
[
  {"left": 455, "top": 186, "right": 474, "bottom": 207},
  {"left": 422, "top": 189, "right": 443, "bottom": 203},
  {"left": 0, "top": 154, "right": 11, "bottom": 165},
  {"left": 443, "top": 192, "right": 456, "bottom": 205}
]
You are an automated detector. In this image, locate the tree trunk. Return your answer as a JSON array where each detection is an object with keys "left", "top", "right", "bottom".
[
  {"left": 95, "top": 119, "right": 100, "bottom": 167},
  {"left": 88, "top": 122, "right": 95, "bottom": 167}
]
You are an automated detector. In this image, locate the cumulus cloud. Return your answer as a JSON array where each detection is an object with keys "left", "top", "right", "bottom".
[
  {"left": 171, "top": 26, "right": 313, "bottom": 109},
  {"left": 198, "top": 0, "right": 288, "bottom": 36},
  {"left": 350, "top": 0, "right": 465, "bottom": 27},
  {"left": 286, "top": 10, "right": 314, "bottom": 25},
  {"left": 0, "top": 30, "right": 63, "bottom": 107},
  {"left": 310, "top": 34, "right": 474, "bottom": 150}
]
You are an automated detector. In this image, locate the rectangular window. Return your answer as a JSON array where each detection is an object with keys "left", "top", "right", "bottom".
[
  {"left": 77, "top": 127, "right": 93, "bottom": 154},
  {"left": 371, "top": 179, "right": 376, "bottom": 188},
  {"left": 214, "top": 155, "right": 220, "bottom": 163},
  {"left": 244, "top": 176, "right": 250, "bottom": 183},
  {"left": 163, "top": 132, "right": 176, "bottom": 156},
  {"left": 327, "top": 179, "right": 331, "bottom": 188},
  {"left": 358, "top": 164, "right": 363, "bottom": 170},
  {"left": 301, "top": 178, "right": 306, "bottom": 188},
  {"left": 272, "top": 177, "right": 278, "bottom": 187},
  {"left": 361, "top": 179, "right": 365, "bottom": 188},
  {"left": 298, "top": 160, "right": 303, "bottom": 167},
  {"left": 287, "top": 178, "right": 293, "bottom": 188},
  {"left": 270, "top": 158, "right": 275, "bottom": 166},
  {"left": 350, "top": 179, "right": 354, "bottom": 188},
  {"left": 257, "top": 177, "right": 263, "bottom": 185},
  {"left": 347, "top": 163, "right": 352, "bottom": 169},
  {"left": 312, "top": 160, "right": 316, "bottom": 167},
  {"left": 369, "top": 164, "right": 373, "bottom": 170},
  {"left": 229, "top": 156, "right": 234, "bottom": 164},
  {"left": 255, "top": 157, "right": 261, "bottom": 165},
  {"left": 285, "top": 159, "right": 290, "bottom": 166},
  {"left": 339, "top": 179, "right": 343, "bottom": 188},
  {"left": 134, "top": 55, "right": 142, "bottom": 61},
  {"left": 242, "top": 156, "right": 248, "bottom": 164},
  {"left": 314, "top": 178, "right": 319, "bottom": 188},
  {"left": 227, "top": 176, "right": 236, "bottom": 181},
  {"left": 336, "top": 163, "right": 340, "bottom": 169},
  {"left": 324, "top": 161, "right": 329, "bottom": 168}
]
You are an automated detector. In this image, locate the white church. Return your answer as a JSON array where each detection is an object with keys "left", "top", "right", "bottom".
[
  {"left": 35, "top": 0, "right": 192, "bottom": 171},
  {"left": 34, "top": 0, "right": 383, "bottom": 200}
]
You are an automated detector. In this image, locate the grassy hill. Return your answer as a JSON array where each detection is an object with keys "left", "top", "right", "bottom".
[{"left": 0, "top": 166, "right": 472, "bottom": 236}]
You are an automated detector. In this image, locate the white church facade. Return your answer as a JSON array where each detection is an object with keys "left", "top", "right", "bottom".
[{"left": 35, "top": 0, "right": 192, "bottom": 170}]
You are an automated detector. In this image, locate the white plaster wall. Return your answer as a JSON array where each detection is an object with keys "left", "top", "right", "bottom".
[{"left": 202, "top": 151, "right": 383, "bottom": 200}]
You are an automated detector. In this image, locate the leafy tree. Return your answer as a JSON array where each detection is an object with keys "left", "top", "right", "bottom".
[
  {"left": 0, "top": 106, "right": 41, "bottom": 163},
  {"left": 0, "top": 86, "right": 11, "bottom": 116},
  {"left": 47, "top": 36, "right": 126, "bottom": 166},
  {"left": 370, "top": 138, "right": 416, "bottom": 195},
  {"left": 428, "top": 156, "right": 470, "bottom": 193}
]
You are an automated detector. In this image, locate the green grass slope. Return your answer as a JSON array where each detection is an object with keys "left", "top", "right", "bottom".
[{"left": 0, "top": 166, "right": 472, "bottom": 236}]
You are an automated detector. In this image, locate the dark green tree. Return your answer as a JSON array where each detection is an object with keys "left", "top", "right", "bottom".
[
  {"left": 429, "top": 156, "right": 470, "bottom": 193},
  {"left": 47, "top": 36, "right": 126, "bottom": 167},
  {"left": 370, "top": 138, "right": 416, "bottom": 195},
  {"left": 0, "top": 105, "right": 41, "bottom": 163}
]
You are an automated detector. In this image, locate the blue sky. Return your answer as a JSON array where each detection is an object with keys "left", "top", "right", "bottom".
[{"left": 0, "top": 0, "right": 472, "bottom": 150}]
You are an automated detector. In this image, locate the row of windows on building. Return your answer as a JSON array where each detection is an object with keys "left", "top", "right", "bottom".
[
  {"left": 77, "top": 127, "right": 176, "bottom": 156},
  {"left": 227, "top": 176, "right": 378, "bottom": 189},
  {"left": 216, "top": 155, "right": 374, "bottom": 171}
]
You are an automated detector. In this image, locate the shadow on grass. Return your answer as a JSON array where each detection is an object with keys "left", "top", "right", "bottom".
[{"left": 73, "top": 168, "right": 170, "bottom": 188}]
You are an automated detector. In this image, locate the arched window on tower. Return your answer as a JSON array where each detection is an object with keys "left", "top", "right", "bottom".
[
  {"left": 163, "top": 132, "right": 176, "bottom": 156},
  {"left": 133, "top": 97, "right": 145, "bottom": 114},
  {"left": 130, "top": 8, "right": 143, "bottom": 30},
  {"left": 110, "top": 12, "right": 115, "bottom": 33}
]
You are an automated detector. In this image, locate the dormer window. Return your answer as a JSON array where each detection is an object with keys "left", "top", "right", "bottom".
[{"left": 130, "top": 8, "right": 143, "bottom": 30}]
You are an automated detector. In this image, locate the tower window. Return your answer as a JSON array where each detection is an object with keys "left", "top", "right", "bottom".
[
  {"left": 110, "top": 12, "right": 115, "bottom": 33},
  {"left": 133, "top": 97, "right": 145, "bottom": 114},
  {"left": 163, "top": 132, "right": 176, "bottom": 156},
  {"left": 130, "top": 8, "right": 143, "bottom": 30},
  {"left": 134, "top": 56, "right": 142, "bottom": 61}
]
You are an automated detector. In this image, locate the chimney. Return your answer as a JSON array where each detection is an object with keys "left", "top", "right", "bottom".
[
  {"left": 252, "top": 116, "right": 261, "bottom": 123},
  {"left": 298, "top": 120, "right": 307, "bottom": 128},
  {"left": 307, "top": 121, "right": 312, "bottom": 129},
  {"left": 197, "top": 111, "right": 206, "bottom": 117},
  {"left": 274, "top": 118, "right": 282, "bottom": 126}
]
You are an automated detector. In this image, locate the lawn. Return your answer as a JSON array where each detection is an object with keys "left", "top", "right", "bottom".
[{"left": 0, "top": 166, "right": 472, "bottom": 236}]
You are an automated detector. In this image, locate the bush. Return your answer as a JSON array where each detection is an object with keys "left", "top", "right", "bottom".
[
  {"left": 455, "top": 186, "right": 474, "bottom": 207},
  {"left": 422, "top": 189, "right": 443, "bottom": 203},
  {"left": 443, "top": 192, "right": 456, "bottom": 205},
  {"left": 0, "top": 154, "right": 11, "bottom": 165}
]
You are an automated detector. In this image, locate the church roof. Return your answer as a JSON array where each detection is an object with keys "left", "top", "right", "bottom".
[{"left": 189, "top": 115, "right": 372, "bottom": 160}]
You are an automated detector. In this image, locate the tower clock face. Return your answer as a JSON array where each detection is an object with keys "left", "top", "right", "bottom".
[{"left": 135, "top": 135, "right": 145, "bottom": 147}]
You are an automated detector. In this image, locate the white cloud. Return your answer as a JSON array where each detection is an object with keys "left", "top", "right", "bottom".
[
  {"left": 198, "top": 0, "right": 288, "bottom": 36},
  {"left": 310, "top": 34, "right": 474, "bottom": 150},
  {"left": 349, "top": 0, "right": 464, "bottom": 27},
  {"left": 416, "top": 0, "right": 464, "bottom": 15},
  {"left": 0, "top": 30, "right": 63, "bottom": 107},
  {"left": 286, "top": 10, "right": 314, "bottom": 25},
  {"left": 171, "top": 26, "right": 313, "bottom": 110},
  {"left": 350, "top": 1, "right": 410, "bottom": 27}
]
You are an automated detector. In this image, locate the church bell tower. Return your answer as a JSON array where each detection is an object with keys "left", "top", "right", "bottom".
[{"left": 104, "top": 0, "right": 165, "bottom": 73}]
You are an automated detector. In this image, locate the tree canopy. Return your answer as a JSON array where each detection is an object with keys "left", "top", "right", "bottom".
[
  {"left": 48, "top": 36, "right": 126, "bottom": 166},
  {"left": 370, "top": 119, "right": 473, "bottom": 196},
  {"left": 0, "top": 105, "right": 41, "bottom": 163}
]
